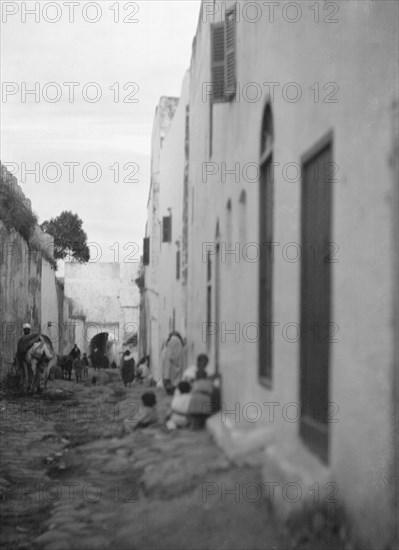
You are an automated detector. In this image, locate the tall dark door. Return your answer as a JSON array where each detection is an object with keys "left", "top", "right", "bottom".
[
  {"left": 259, "top": 157, "right": 274, "bottom": 384},
  {"left": 300, "top": 138, "right": 333, "bottom": 464},
  {"left": 214, "top": 243, "right": 220, "bottom": 373}
]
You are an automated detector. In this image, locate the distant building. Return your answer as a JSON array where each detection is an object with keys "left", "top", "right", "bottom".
[
  {"left": 63, "top": 262, "right": 139, "bottom": 364},
  {"left": 140, "top": 96, "right": 180, "bottom": 381},
  {"left": 142, "top": 1, "right": 398, "bottom": 547}
]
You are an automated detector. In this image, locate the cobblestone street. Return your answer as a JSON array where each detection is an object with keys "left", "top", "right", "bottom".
[{"left": 0, "top": 369, "right": 293, "bottom": 550}]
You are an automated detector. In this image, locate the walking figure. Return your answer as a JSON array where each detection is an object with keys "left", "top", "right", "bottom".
[
  {"left": 121, "top": 350, "right": 135, "bottom": 387},
  {"left": 82, "top": 353, "right": 89, "bottom": 380},
  {"left": 73, "top": 357, "right": 83, "bottom": 383}
]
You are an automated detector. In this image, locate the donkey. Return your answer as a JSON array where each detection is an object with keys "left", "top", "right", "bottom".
[{"left": 21, "top": 335, "right": 56, "bottom": 393}]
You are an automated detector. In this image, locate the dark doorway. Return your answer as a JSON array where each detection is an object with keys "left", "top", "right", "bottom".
[
  {"left": 259, "top": 105, "right": 274, "bottom": 386},
  {"left": 90, "top": 332, "right": 109, "bottom": 369},
  {"left": 214, "top": 240, "right": 220, "bottom": 374},
  {"left": 299, "top": 133, "right": 333, "bottom": 464}
]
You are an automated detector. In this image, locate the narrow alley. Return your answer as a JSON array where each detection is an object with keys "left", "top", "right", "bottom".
[
  {"left": 1, "top": 2, "right": 398, "bottom": 549},
  {"left": 0, "top": 370, "right": 301, "bottom": 550}
]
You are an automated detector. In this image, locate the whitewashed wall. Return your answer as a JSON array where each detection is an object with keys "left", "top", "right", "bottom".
[{"left": 185, "top": 1, "right": 398, "bottom": 547}]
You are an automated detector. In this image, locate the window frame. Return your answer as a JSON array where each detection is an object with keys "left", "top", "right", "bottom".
[
  {"left": 162, "top": 215, "right": 172, "bottom": 243},
  {"left": 210, "top": 5, "right": 236, "bottom": 104}
]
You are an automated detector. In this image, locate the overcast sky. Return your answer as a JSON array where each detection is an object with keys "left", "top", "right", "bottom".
[{"left": 1, "top": 0, "right": 201, "bottom": 264}]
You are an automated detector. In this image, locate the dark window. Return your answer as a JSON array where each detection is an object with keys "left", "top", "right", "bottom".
[
  {"left": 206, "top": 252, "right": 212, "bottom": 351},
  {"left": 206, "top": 286, "right": 212, "bottom": 351},
  {"left": 176, "top": 250, "right": 181, "bottom": 280},
  {"left": 210, "top": 6, "right": 236, "bottom": 103},
  {"left": 143, "top": 237, "right": 150, "bottom": 266},
  {"left": 162, "top": 216, "right": 172, "bottom": 243}
]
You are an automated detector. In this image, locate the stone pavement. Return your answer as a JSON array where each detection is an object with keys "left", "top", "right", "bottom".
[{"left": 0, "top": 369, "right": 333, "bottom": 550}]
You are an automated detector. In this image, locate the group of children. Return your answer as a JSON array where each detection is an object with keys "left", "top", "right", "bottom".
[
  {"left": 72, "top": 355, "right": 89, "bottom": 383},
  {"left": 124, "top": 353, "right": 219, "bottom": 432},
  {"left": 69, "top": 345, "right": 89, "bottom": 384}
]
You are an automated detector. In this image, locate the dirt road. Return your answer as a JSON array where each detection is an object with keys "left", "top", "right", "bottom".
[{"left": 0, "top": 369, "right": 292, "bottom": 550}]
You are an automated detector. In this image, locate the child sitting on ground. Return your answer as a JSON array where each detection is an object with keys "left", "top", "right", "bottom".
[
  {"left": 188, "top": 376, "right": 215, "bottom": 429},
  {"left": 165, "top": 381, "right": 192, "bottom": 430},
  {"left": 136, "top": 356, "right": 150, "bottom": 383},
  {"left": 126, "top": 391, "right": 158, "bottom": 430},
  {"left": 182, "top": 354, "right": 209, "bottom": 384}
]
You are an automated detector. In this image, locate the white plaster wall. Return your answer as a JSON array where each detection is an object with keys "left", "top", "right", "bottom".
[
  {"left": 159, "top": 72, "right": 190, "bottom": 347},
  {"left": 144, "top": 97, "right": 179, "bottom": 378},
  {"left": 40, "top": 259, "right": 60, "bottom": 353},
  {"left": 186, "top": 1, "right": 398, "bottom": 546},
  {"left": 65, "top": 263, "right": 121, "bottom": 322},
  {"left": 187, "top": 9, "right": 213, "bottom": 369}
]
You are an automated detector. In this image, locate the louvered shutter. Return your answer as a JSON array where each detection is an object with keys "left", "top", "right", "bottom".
[
  {"left": 225, "top": 7, "right": 236, "bottom": 100},
  {"left": 211, "top": 22, "right": 225, "bottom": 103},
  {"left": 162, "top": 216, "right": 172, "bottom": 243},
  {"left": 143, "top": 237, "right": 150, "bottom": 265}
]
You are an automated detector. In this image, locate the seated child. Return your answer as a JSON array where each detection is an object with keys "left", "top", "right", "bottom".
[
  {"left": 128, "top": 391, "right": 158, "bottom": 430},
  {"left": 182, "top": 354, "right": 209, "bottom": 383},
  {"left": 188, "top": 378, "right": 215, "bottom": 429},
  {"left": 136, "top": 356, "right": 150, "bottom": 382},
  {"left": 166, "top": 381, "right": 192, "bottom": 430}
]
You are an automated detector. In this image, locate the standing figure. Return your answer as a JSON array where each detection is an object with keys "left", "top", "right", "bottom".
[
  {"left": 102, "top": 354, "right": 110, "bottom": 369},
  {"left": 60, "top": 355, "right": 73, "bottom": 380},
  {"left": 82, "top": 353, "right": 89, "bottom": 380},
  {"left": 73, "top": 357, "right": 83, "bottom": 383},
  {"left": 69, "top": 343, "right": 81, "bottom": 361},
  {"left": 121, "top": 350, "right": 135, "bottom": 387},
  {"left": 162, "top": 332, "right": 185, "bottom": 395},
  {"left": 89, "top": 346, "right": 101, "bottom": 371}
]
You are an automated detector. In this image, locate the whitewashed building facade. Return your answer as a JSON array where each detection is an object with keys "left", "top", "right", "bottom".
[{"left": 141, "top": 1, "right": 399, "bottom": 547}]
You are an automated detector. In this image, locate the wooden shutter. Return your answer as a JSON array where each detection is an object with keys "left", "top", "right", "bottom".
[
  {"left": 225, "top": 7, "right": 236, "bottom": 99},
  {"left": 211, "top": 6, "right": 236, "bottom": 103},
  {"left": 211, "top": 22, "right": 225, "bottom": 103},
  {"left": 162, "top": 216, "right": 171, "bottom": 243},
  {"left": 143, "top": 237, "right": 150, "bottom": 265}
]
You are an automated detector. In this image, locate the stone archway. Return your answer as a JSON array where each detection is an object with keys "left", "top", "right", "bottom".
[{"left": 89, "top": 331, "right": 119, "bottom": 369}]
